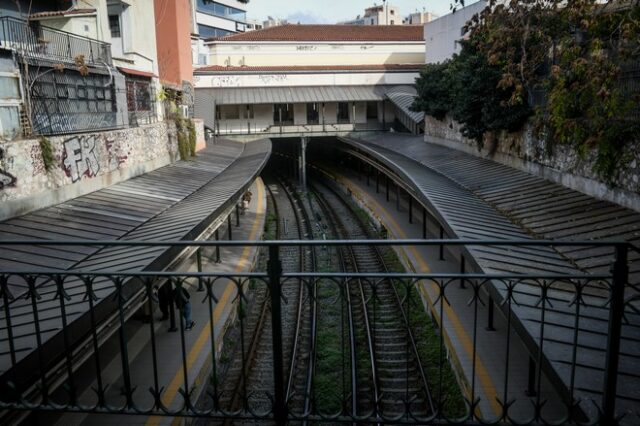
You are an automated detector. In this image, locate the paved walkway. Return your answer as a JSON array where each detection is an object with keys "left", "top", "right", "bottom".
[
  {"left": 55, "top": 178, "right": 267, "bottom": 426},
  {"left": 337, "top": 134, "right": 640, "bottom": 423}
]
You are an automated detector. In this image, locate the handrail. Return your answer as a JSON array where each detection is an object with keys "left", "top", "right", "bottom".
[
  {"left": 0, "top": 16, "right": 112, "bottom": 66},
  {"left": 0, "top": 16, "right": 110, "bottom": 47},
  {"left": 0, "top": 239, "right": 630, "bottom": 247}
]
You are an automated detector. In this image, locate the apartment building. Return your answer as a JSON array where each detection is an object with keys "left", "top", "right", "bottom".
[
  {"left": 341, "top": 3, "right": 402, "bottom": 26},
  {"left": 191, "top": 0, "right": 249, "bottom": 66},
  {"left": 0, "top": 0, "right": 172, "bottom": 138}
]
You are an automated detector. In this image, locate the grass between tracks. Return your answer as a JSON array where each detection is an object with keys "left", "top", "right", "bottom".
[{"left": 380, "top": 248, "right": 467, "bottom": 418}]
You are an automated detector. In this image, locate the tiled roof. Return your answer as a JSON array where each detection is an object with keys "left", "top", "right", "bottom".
[
  {"left": 207, "top": 24, "right": 424, "bottom": 42},
  {"left": 29, "top": 8, "right": 96, "bottom": 18},
  {"left": 195, "top": 64, "right": 424, "bottom": 74}
]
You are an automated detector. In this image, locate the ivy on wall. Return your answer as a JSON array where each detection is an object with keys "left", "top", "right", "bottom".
[{"left": 415, "top": 0, "right": 640, "bottom": 182}]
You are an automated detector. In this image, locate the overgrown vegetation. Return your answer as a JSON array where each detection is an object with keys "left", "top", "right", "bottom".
[
  {"left": 414, "top": 0, "right": 640, "bottom": 181},
  {"left": 173, "top": 115, "right": 197, "bottom": 161},
  {"left": 38, "top": 137, "right": 55, "bottom": 172}
]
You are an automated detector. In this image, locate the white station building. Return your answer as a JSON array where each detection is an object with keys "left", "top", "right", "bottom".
[{"left": 193, "top": 24, "right": 426, "bottom": 137}]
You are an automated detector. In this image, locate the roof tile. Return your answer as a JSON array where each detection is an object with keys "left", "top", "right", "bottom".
[{"left": 207, "top": 24, "right": 424, "bottom": 42}]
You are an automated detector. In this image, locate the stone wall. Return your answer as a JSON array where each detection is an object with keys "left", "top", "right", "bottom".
[
  {"left": 424, "top": 115, "right": 640, "bottom": 212},
  {"left": 0, "top": 121, "right": 179, "bottom": 221}
]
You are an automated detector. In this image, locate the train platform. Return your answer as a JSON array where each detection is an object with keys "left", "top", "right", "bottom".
[
  {"left": 54, "top": 178, "right": 268, "bottom": 426},
  {"left": 334, "top": 133, "right": 640, "bottom": 421},
  {"left": 0, "top": 139, "right": 271, "bottom": 416}
]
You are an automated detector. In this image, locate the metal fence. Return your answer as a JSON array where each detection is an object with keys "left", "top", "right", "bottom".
[
  {"left": 0, "top": 16, "right": 112, "bottom": 67},
  {"left": 0, "top": 239, "right": 636, "bottom": 425}
]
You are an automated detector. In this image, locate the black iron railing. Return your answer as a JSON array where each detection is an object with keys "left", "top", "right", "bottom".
[
  {"left": 0, "top": 16, "right": 112, "bottom": 67},
  {"left": 0, "top": 239, "right": 636, "bottom": 425}
]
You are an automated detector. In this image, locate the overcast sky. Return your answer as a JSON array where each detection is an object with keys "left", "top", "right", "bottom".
[{"left": 246, "top": 1, "right": 473, "bottom": 24}]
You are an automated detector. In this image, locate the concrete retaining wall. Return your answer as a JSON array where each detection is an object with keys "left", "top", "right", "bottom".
[
  {"left": 0, "top": 121, "right": 180, "bottom": 221},
  {"left": 424, "top": 115, "right": 640, "bottom": 212}
]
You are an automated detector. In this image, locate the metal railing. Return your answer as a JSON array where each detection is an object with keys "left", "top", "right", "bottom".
[
  {"left": 0, "top": 16, "right": 112, "bottom": 67},
  {"left": 0, "top": 239, "right": 635, "bottom": 425},
  {"left": 213, "top": 121, "right": 387, "bottom": 136}
]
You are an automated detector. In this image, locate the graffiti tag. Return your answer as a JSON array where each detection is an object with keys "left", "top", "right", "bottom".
[
  {"left": 62, "top": 136, "right": 100, "bottom": 183},
  {"left": 0, "top": 169, "right": 16, "bottom": 190}
]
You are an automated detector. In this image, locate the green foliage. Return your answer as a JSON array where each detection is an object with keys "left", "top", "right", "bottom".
[
  {"left": 420, "top": 0, "right": 640, "bottom": 182},
  {"left": 412, "top": 63, "right": 453, "bottom": 120},
  {"left": 413, "top": 43, "right": 532, "bottom": 145},
  {"left": 186, "top": 118, "right": 197, "bottom": 157},
  {"left": 39, "top": 137, "right": 55, "bottom": 172},
  {"left": 174, "top": 116, "right": 197, "bottom": 160}
]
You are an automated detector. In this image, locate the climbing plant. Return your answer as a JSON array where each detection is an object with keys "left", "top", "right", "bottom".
[{"left": 39, "top": 137, "right": 55, "bottom": 172}]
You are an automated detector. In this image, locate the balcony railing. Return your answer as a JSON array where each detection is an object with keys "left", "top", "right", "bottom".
[
  {"left": 0, "top": 16, "right": 112, "bottom": 67},
  {"left": 0, "top": 239, "right": 635, "bottom": 425}
]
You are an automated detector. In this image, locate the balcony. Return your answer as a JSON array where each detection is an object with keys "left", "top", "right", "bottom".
[{"left": 0, "top": 16, "right": 112, "bottom": 67}]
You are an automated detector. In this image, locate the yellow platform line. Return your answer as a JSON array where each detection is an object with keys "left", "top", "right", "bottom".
[
  {"left": 146, "top": 178, "right": 266, "bottom": 426},
  {"left": 338, "top": 174, "right": 502, "bottom": 418}
]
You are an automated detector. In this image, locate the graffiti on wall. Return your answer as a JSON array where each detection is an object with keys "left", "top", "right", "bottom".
[
  {"left": 0, "top": 148, "right": 16, "bottom": 190},
  {"left": 0, "top": 169, "right": 16, "bottom": 190},
  {"left": 62, "top": 136, "right": 100, "bottom": 183}
]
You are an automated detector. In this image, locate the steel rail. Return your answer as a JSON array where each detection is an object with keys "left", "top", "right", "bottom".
[
  {"left": 278, "top": 176, "right": 317, "bottom": 420},
  {"left": 222, "top": 184, "right": 279, "bottom": 422},
  {"left": 311, "top": 183, "right": 360, "bottom": 421},
  {"left": 311, "top": 180, "right": 382, "bottom": 422},
  {"left": 315, "top": 177, "right": 435, "bottom": 420},
  {"left": 370, "top": 228, "right": 436, "bottom": 417}
]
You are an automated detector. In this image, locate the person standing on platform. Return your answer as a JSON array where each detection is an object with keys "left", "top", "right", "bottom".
[{"left": 174, "top": 284, "right": 195, "bottom": 330}]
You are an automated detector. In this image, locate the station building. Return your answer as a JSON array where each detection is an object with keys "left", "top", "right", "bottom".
[{"left": 193, "top": 24, "right": 426, "bottom": 137}]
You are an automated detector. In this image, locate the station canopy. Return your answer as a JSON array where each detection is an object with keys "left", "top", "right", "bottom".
[
  {"left": 198, "top": 85, "right": 392, "bottom": 105},
  {"left": 385, "top": 86, "right": 424, "bottom": 124}
]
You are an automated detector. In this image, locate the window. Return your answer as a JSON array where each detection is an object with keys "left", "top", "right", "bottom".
[
  {"left": 306, "top": 103, "right": 319, "bottom": 125},
  {"left": 390, "top": 20, "right": 395, "bottom": 25},
  {"left": 109, "top": 14, "right": 121, "bottom": 38},
  {"left": 243, "top": 105, "right": 254, "bottom": 119},
  {"left": 222, "top": 105, "right": 239, "bottom": 119},
  {"left": 366, "top": 102, "right": 378, "bottom": 119},
  {"left": 198, "top": 24, "right": 232, "bottom": 39},
  {"left": 337, "top": 102, "right": 349, "bottom": 123},
  {"left": 126, "top": 77, "right": 151, "bottom": 111},
  {"left": 197, "top": 0, "right": 246, "bottom": 22},
  {"left": 273, "top": 103, "right": 294, "bottom": 125}
]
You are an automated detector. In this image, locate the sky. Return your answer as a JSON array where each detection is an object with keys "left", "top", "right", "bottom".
[{"left": 246, "top": 1, "right": 467, "bottom": 24}]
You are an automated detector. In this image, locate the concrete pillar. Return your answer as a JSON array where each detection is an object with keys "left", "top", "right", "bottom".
[{"left": 300, "top": 137, "right": 308, "bottom": 188}]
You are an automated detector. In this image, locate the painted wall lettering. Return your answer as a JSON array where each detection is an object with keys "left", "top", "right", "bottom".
[{"left": 62, "top": 136, "right": 100, "bottom": 182}]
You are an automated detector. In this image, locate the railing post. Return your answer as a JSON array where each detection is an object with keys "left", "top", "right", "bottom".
[
  {"left": 196, "top": 248, "right": 204, "bottom": 291},
  {"left": 601, "top": 244, "right": 628, "bottom": 425},
  {"left": 268, "top": 244, "right": 287, "bottom": 425}
]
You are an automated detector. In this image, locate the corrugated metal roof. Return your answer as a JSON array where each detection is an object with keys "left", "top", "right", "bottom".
[
  {"left": 201, "top": 85, "right": 389, "bottom": 106},
  {"left": 339, "top": 133, "right": 640, "bottom": 423},
  {"left": 385, "top": 86, "right": 424, "bottom": 124}
]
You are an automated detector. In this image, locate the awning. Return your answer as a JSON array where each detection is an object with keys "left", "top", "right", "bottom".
[
  {"left": 198, "top": 85, "right": 389, "bottom": 106},
  {"left": 385, "top": 86, "right": 424, "bottom": 124},
  {"left": 118, "top": 67, "right": 156, "bottom": 78}
]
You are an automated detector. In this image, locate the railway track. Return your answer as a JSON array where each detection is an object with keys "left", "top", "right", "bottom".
[
  {"left": 311, "top": 178, "right": 434, "bottom": 421},
  {"left": 216, "top": 175, "right": 315, "bottom": 424}
]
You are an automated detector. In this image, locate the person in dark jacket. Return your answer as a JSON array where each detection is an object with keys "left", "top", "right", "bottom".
[{"left": 173, "top": 285, "right": 195, "bottom": 330}]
